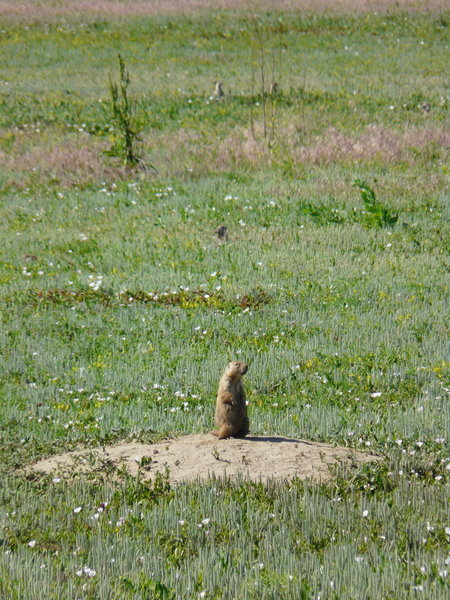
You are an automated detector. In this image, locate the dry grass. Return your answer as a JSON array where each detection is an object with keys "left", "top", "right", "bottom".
[
  {"left": 1, "top": 123, "right": 447, "bottom": 187},
  {"left": 0, "top": 132, "right": 127, "bottom": 187},
  {"left": 292, "top": 124, "right": 450, "bottom": 165},
  {"left": 152, "top": 123, "right": 449, "bottom": 175},
  {"left": 0, "top": 0, "right": 447, "bottom": 22}
]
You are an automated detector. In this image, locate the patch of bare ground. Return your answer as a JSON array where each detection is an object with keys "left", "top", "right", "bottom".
[
  {"left": 0, "top": 1, "right": 447, "bottom": 22},
  {"left": 29, "top": 433, "right": 381, "bottom": 484}
]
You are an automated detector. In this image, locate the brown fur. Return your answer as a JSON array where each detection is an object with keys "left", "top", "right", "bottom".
[{"left": 211, "top": 361, "right": 249, "bottom": 439}]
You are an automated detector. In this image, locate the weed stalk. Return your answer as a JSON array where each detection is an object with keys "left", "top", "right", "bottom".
[{"left": 108, "top": 54, "right": 141, "bottom": 167}]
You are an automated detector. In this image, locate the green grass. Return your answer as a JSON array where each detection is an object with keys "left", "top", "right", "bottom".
[{"left": 1, "top": 4, "right": 449, "bottom": 599}]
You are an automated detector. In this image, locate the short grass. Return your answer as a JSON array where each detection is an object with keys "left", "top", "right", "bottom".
[{"left": 0, "top": 3, "right": 449, "bottom": 599}]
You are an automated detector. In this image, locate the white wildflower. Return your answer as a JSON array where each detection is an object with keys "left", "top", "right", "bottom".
[{"left": 77, "top": 566, "right": 96, "bottom": 577}]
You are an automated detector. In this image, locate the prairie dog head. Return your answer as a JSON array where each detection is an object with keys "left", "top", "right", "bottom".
[{"left": 224, "top": 361, "right": 248, "bottom": 379}]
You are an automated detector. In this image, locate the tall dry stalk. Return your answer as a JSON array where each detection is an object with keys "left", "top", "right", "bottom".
[{"left": 248, "top": 15, "right": 280, "bottom": 145}]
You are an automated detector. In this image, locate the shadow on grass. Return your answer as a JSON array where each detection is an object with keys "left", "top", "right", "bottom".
[{"left": 243, "top": 436, "right": 315, "bottom": 445}]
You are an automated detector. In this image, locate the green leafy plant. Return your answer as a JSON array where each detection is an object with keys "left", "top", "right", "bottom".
[
  {"left": 296, "top": 199, "right": 347, "bottom": 225},
  {"left": 353, "top": 179, "right": 399, "bottom": 228},
  {"left": 108, "top": 54, "right": 141, "bottom": 167}
]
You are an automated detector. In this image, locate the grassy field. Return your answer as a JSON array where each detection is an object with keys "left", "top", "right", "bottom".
[{"left": 1, "top": 1, "right": 449, "bottom": 598}]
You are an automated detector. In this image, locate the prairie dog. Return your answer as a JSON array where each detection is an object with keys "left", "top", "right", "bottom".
[
  {"left": 214, "top": 81, "right": 225, "bottom": 98},
  {"left": 211, "top": 361, "right": 249, "bottom": 439},
  {"left": 215, "top": 225, "right": 228, "bottom": 241}
]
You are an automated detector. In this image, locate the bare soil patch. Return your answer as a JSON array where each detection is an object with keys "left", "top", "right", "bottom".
[{"left": 30, "top": 433, "right": 381, "bottom": 484}]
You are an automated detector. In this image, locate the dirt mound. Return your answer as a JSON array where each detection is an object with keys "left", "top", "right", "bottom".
[{"left": 30, "top": 434, "right": 381, "bottom": 484}]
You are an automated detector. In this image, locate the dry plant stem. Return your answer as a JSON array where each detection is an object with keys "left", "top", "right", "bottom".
[
  {"left": 250, "top": 42, "right": 256, "bottom": 139},
  {"left": 300, "top": 69, "right": 307, "bottom": 138},
  {"left": 268, "top": 48, "right": 277, "bottom": 146},
  {"left": 255, "top": 22, "right": 267, "bottom": 139},
  {"left": 249, "top": 13, "right": 280, "bottom": 144}
]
